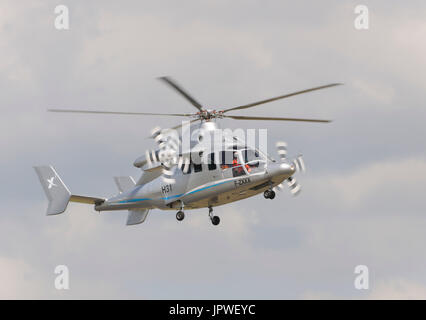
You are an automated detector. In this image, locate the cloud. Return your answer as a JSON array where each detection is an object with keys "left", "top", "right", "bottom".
[
  {"left": 0, "top": 256, "right": 40, "bottom": 299},
  {"left": 1, "top": 0, "right": 426, "bottom": 299},
  {"left": 352, "top": 79, "right": 395, "bottom": 105},
  {"left": 302, "top": 279, "right": 426, "bottom": 300},
  {"left": 369, "top": 279, "right": 426, "bottom": 300},
  {"left": 304, "top": 156, "right": 426, "bottom": 213}
]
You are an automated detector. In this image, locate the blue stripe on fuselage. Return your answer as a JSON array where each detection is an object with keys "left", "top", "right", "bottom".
[{"left": 117, "top": 180, "right": 231, "bottom": 204}]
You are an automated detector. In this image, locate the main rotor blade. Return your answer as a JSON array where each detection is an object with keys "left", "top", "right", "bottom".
[
  {"left": 223, "top": 83, "right": 342, "bottom": 113},
  {"left": 48, "top": 109, "right": 193, "bottom": 117},
  {"left": 158, "top": 76, "right": 204, "bottom": 111},
  {"left": 223, "top": 115, "right": 331, "bottom": 123}
]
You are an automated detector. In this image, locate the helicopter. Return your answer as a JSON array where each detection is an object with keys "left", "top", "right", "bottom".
[{"left": 34, "top": 77, "right": 341, "bottom": 226}]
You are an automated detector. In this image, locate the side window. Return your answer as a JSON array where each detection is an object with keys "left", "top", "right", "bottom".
[
  {"left": 208, "top": 153, "right": 217, "bottom": 171},
  {"left": 191, "top": 153, "right": 202, "bottom": 173},
  {"left": 193, "top": 163, "right": 202, "bottom": 173},
  {"left": 181, "top": 162, "right": 192, "bottom": 174}
]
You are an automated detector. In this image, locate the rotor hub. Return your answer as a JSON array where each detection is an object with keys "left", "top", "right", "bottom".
[{"left": 195, "top": 109, "right": 224, "bottom": 121}]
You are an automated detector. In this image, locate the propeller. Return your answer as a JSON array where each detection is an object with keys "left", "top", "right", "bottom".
[
  {"left": 148, "top": 126, "right": 191, "bottom": 184},
  {"left": 273, "top": 141, "right": 305, "bottom": 196},
  {"left": 47, "top": 76, "right": 341, "bottom": 130}
]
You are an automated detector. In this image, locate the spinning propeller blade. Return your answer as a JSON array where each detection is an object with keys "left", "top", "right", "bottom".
[
  {"left": 292, "top": 155, "right": 306, "bottom": 173},
  {"left": 149, "top": 126, "right": 191, "bottom": 183},
  {"left": 273, "top": 141, "right": 305, "bottom": 196},
  {"left": 276, "top": 141, "right": 288, "bottom": 161},
  {"left": 286, "top": 177, "right": 301, "bottom": 195}
]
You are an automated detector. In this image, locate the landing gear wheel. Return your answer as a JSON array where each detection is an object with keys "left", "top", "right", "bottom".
[
  {"left": 208, "top": 206, "right": 220, "bottom": 226},
  {"left": 176, "top": 210, "right": 185, "bottom": 221},
  {"left": 264, "top": 189, "right": 276, "bottom": 199},
  {"left": 211, "top": 216, "right": 220, "bottom": 226}
]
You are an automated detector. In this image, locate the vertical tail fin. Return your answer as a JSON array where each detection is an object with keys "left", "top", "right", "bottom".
[
  {"left": 127, "top": 209, "right": 149, "bottom": 225},
  {"left": 113, "top": 176, "right": 136, "bottom": 193},
  {"left": 33, "top": 165, "right": 71, "bottom": 215}
]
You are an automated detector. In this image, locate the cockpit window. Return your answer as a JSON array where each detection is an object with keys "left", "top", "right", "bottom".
[
  {"left": 242, "top": 149, "right": 262, "bottom": 168},
  {"left": 219, "top": 150, "right": 246, "bottom": 177},
  {"left": 243, "top": 149, "right": 260, "bottom": 163},
  {"left": 220, "top": 151, "right": 235, "bottom": 167}
]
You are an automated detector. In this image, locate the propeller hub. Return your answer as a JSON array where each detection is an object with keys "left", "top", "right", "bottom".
[
  {"left": 284, "top": 163, "right": 296, "bottom": 176},
  {"left": 266, "top": 162, "right": 294, "bottom": 179},
  {"left": 280, "top": 162, "right": 295, "bottom": 176}
]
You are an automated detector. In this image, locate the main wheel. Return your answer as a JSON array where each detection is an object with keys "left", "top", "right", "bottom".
[
  {"left": 211, "top": 216, "right": 220, "bottom": 226},
  {"left": 176, "top": 210, "right": 185, "bottom": 221}
]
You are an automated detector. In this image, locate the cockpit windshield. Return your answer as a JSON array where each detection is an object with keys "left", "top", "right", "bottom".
[{"left": 243, "top": 149, "right": 261, "bottom": 163}]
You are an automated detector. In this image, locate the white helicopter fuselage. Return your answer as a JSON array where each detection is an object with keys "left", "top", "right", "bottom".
[
  {"left": 96, "top": 120, "right": 296, "bottom": 213},
  {"left": 96, "top": 158, "right": 294, "bottom": 212}
]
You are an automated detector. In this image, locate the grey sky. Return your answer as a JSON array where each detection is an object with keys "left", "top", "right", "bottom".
[{"left": 1, "top": 0, "right": 426, "bottom": 298}]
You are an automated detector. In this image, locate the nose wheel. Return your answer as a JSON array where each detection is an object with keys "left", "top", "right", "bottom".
[
  {"left": 264, "top": 189, "right": 276, "bottom": 200},
  {"left": 208, "top": 207, "right": 220, "bottom": 226},
  {"left": 176, "top": 210, "right": 185, "bottom": 221}
]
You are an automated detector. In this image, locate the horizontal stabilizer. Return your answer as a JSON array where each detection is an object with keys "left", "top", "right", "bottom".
[
  {"left": 114, "top": 176, "right": 136, "bottom": 193},
  {"left": 70, "top": 195, "right": 105, "bottom": 205},
  {"left": 127, "top": 209, "right": 149, "bottom": 225}
]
